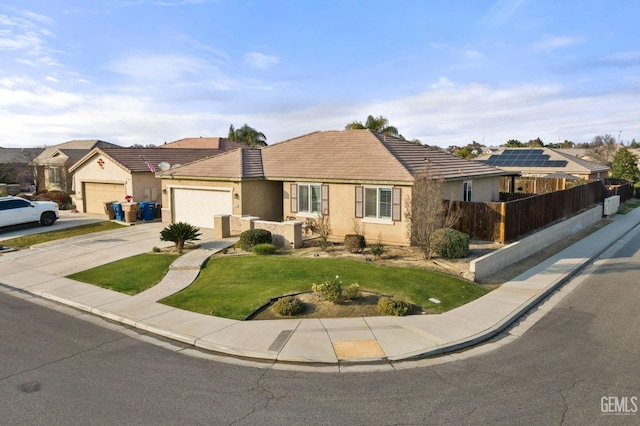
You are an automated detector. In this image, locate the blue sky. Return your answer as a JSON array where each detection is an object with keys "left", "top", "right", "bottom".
[{"left": 1, "top": 0, "right": 639, "bottom": 148}]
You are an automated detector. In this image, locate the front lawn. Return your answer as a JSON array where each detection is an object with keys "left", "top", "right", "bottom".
[
  {"left": 160, "top": 255, "right": 489, "bottom": 320},
  {"left": 1, "top": 221, "right": 125, "bottom": 248},
  {"left": 68, "top": 253, "right": 180, "bottom": 295}
]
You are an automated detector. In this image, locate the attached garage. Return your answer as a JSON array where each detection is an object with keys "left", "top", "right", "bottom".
[
  {"left": 172, "top": 187, "right": 233, "bottom": 229},
  {"left": 83, "top": 182, "right": 126, "bottom": 214}
]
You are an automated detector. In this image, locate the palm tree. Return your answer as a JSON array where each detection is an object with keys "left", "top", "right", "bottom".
[
  {"left": 228, "top": 124, "right": 267, "bottom": 147},
  {"left": 345, "top": 115, "right": 399, "bottom": 138},
  {"left": 160, "top": 222, "right": 202, "bottom": 253}
]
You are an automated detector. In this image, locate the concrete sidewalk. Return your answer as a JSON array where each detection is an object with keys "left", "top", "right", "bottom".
[{"left": 1, "top": 208, "right": 639, "bottom": 371}]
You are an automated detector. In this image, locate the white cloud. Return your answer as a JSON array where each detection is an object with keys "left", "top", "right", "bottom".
[
  {"left": 243, "top": 52, "right": 279, "bottom": 69},
  {"left": 533, "top": 36, "right": 582, "bottom": 50},
  {"left": 464, "top": 50, "right": 483, "bottom": 59},
  {"left": 430, "top": 77, "right": 455, "bottom": 90},
  {"left": 105, "top": 52, "right": 212, "bottom": 82},
  {"left": 482, "top": 0, "right": 527, "bottom": 26}
]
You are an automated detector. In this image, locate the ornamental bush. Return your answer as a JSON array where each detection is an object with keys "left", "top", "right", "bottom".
[
  {"left": 311, "top": 276, "right": 343, "bottom": 304},
  {"left": 429, "top": 228, "right": 470, "bottom": 259},
  {"left": 271, "top": 296, "right": 304, "bottom": 316},
  {"left": 377, "top": 297, "right": 411, "bottom": 316},
  {"left": 342, "top": 283, "right": 361, "bottom": 300},
  {"left": 253, "top": 243, "right": 276, "bottom": 255},
  {"left": 344, "top": 234, "right": 366, "bottom": 253},
  {"left": 237, "top": 229, "right": 272, "bottom": 251}
]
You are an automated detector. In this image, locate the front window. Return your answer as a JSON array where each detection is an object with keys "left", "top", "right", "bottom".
[
  {"left": 364, "top": 187, "right": 392, "bottom": 219},
  {"left": 49, "top": 167, "right": 62, "bottom": 186},
  {"left": 298, "top": 184, "right": 321, "bottom": 214}
]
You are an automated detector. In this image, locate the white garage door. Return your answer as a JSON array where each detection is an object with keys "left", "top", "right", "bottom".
[
  {"left": 173, "top": 188, "right": 232, "bottom": 229},
  {"left": 84, "top": 182, "right": 126, "bottom": 214}
]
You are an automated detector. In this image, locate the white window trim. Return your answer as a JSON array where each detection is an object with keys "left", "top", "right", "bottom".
[
  {"left": 362, "top": 185, "right": 393, "bottom": 224},
  {"left": 296, "top": 182, "right": 322, "bottom": 217}
]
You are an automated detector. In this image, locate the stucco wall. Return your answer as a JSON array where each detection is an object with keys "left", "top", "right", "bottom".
[
  {"left": 470, "top": 205, "right": 603, "bottom": 281},
  {"left": 443, "top": 177, "right": 501, "bottom": 202},
  {"left": 72, "top": 154, "right": 130, "bottom": 212},
  {"left": 241, "top": 180, "right": 283, "bottom": 221},
  {"left": 283, "top": 181, "right": 412, "bottom": 245}
]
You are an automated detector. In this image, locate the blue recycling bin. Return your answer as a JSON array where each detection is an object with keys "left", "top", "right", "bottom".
[
  {"left": 140, "top": 201, "right": 155, "bottom": 221},
  {"left": 112, "top": 202, "right": 124, "bottom": 221}
]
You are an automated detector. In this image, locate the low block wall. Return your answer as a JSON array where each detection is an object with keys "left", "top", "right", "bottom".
[{"left": 470, "top": 205, "right": 603, "bottom": 281}]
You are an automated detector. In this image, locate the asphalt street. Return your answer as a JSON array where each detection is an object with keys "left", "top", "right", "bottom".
[{"left": 1, "top": 227, "right": 639, "bottom": 424}]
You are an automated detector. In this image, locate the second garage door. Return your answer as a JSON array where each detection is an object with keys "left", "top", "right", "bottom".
[
  {"left": 172, "top": 188, "right": 232, "bottom": 229},
  {"left": 84, "top": 182, "right": 126, "bottom": 215}
]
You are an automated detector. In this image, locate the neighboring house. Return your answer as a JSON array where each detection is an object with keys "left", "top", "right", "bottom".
[
  {"left": 158, "top": 129, "right": 508, "bottom": 245},
  {"left": 476, "top": 147, "right": 610, "bottom": 180},
  {"left": 0, "top": 147, "right": 44, "bottom": 190},
  {"left": 70, "top": 145, "right": 240, "bottom": 215},
  {"left": 159, "top": 136, "right": 245, "bottom": 150},
  {"left": 33, "top": 140, "right": 121, "bottom": 193}
]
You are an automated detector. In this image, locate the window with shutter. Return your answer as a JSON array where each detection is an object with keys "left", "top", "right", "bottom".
[{"left": 290, "top": 183, "right": 298, "bottom": 213}]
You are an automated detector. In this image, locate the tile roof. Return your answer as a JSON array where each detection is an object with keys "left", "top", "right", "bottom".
[
  {"left": 70, "top": 148, "right": 230, "bottom": 173},
  {"left": 160, "top": 129, "right": 507, "bottom": 182},
  {"left": 0, "top": 147, "right": 44, "bottom": 164},
  {"left": 160, "top": 137, "right": 245, "bottom": 151},
  {"left": 158, "top": 148, "right": 264, "bottom": 179},
  {"left": 476, "top": 147, "right": 609, "bottom": 174},
  {"left": 259, "top": 130, "right": 507, "bottom": 182},
  {"left": 35, "top": 140, "right": 120, "bottom": 162}
]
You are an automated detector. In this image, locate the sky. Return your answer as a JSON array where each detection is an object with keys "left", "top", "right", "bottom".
[{"left": 1, "top": 0, "right": 639, "bottom": 149}]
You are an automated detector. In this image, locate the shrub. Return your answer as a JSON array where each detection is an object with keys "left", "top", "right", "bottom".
[
  {"left": 344, "top": 234, "right": 366, "bottom": 253},
  {"left": 35, "top": 190, "right": 74, "bottom": 209},
  {"left": 343, "top": 283, "right": 361, "bottom": 300},
  {"left": 271, "top": 296, "right": 304, "bottom": 316},
  {"left": 377, "top": 297, "right": 411, "bottom": 316},
  {"left": 237, "top": 229, "right": 272, "bottom": 251},
  {"left": 160, "top": 222, "right": 202, "bottom": 253},
  {"left": 311, "top": 276, "right": 343, "bottom": 304},
  {"left": 369, "top": 242, "right": 384, "bottom": 258},
  {"left": 429, "top": 228, "right": 470, "bottom": 259},
  {"left": 152, "top": 246, "right": 161, "bottom": 253},
  {"left": 253, "top": 243, "right": 276, "bottom": 255}
]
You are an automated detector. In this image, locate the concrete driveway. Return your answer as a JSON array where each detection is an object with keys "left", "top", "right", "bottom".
[{"left": 0, "top": 210, "right": 108, "bottom": 242}]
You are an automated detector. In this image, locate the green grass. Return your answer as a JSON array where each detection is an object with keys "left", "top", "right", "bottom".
[
  {"left": 160, "top": 255, "right": 489, "bottom": 320},
  {"left": 1, "top": 221, "right": 125, "bottom": 248},
  {"left": 618, "top": 199, "right": 640, "bottom": 214},
  {"left": 68, "top": 253, "right": 180, "bottom": 295}
]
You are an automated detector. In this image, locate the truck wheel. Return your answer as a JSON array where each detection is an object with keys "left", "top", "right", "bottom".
[{"left": 40, "top": 211, "right": 57, "bottom": 226}]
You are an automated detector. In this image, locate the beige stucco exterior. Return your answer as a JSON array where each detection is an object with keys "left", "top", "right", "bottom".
[
  {"left": 442, "top": 177, "right": 501, "bottom": 202},
  {"left": 72, "top": 153, "right": 162, "bottom": 213},
  {"left": 159, "top": 178, "right": 282, "bottom": 224},
  {"left": 158, "top": 174, "right": 502, "bottom": 246},
  {"left": 282, "top": 181, "right": 412, "bottom": 245}
]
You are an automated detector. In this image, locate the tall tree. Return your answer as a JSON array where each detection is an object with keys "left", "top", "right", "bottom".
[
  {"left": 404, "top": 169, "right": 461, "bottom": 259},
  {"left": 610, "top": 147, "right": 639, "bottom": 182},
  {"left": 345, "top": 115, "right": 399, "bottom": 137},
  {"left": 505, "top": 139, "right": 524, "bottom": 147},
  {"left": 526, "top": 137, "right": 544, "bottom": 147},
  {"left": 586, "top": 134, "right": 618, "bottom": 166},
  {"left": 228, "top": 124, "right": 267, "bottom": 147}
]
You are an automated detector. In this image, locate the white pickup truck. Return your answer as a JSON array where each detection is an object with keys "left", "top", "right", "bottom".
[{"left": 0, "top": 196, "right": 60, "bottom": 227}]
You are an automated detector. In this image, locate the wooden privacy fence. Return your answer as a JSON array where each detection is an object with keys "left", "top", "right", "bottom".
[
  {"left": 448, "top": 180, "right": 607, "bottom": 243},
  {"left": 605, "top": 178, "right": 634, "bottom": 202},
  {"left": 500, "top": 176, "right": 584, "bottom": 194}
]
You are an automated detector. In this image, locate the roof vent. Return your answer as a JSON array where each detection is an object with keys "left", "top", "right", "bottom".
[{"left": 158, "top": 162, "right": 170, "bottom": 171}]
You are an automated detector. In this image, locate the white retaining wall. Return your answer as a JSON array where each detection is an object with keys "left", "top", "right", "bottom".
[{"left": 470, "top": 204, "right": 604, "bottom": 281}]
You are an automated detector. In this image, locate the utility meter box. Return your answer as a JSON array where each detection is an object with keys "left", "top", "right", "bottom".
[{"left": 603, "top": 195, "right": 620, "bottom": 216}]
